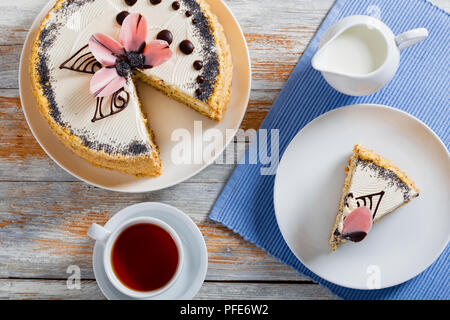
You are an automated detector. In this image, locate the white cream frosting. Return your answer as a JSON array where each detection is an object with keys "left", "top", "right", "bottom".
[
  {"left": 39, "top": 0, "right": 213, "bottom": 155},
  {"left": 337, "top": 160, "right": 418, "bottom": 232}
]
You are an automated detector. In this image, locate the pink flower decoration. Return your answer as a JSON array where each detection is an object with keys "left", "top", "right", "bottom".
[
  {"left": 89, "top": 13, "right": 172, "bottom": 98},
  {"left": 341, "top": 206, "right": 373, "bottom": 242}
]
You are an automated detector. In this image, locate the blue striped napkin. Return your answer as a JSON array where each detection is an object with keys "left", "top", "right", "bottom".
[{"left": 210, "top": 0, "right": 449, "bottom": 299}]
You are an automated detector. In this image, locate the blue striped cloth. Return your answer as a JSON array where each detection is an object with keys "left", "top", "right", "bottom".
[{"left": 210, "top": 0, "right": 449, "bottom": 299}]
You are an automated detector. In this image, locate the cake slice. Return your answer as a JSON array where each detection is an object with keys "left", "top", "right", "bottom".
[
  {"left": 136, "top": 0, "right": 232, "bottom": 121},
  {"left": 330, "top": 144, "right": 420, "bottom": 250}
]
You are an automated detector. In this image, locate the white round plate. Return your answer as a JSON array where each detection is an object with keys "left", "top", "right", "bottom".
[
  {"left": 92, "top": 202, "right": 208, "bottom": 300},
  {"left": 274, "top": 104, "right": 449, "bottom": 290},
  {"left": 19, "top": 0, "right": 251, "bottom": 192}
]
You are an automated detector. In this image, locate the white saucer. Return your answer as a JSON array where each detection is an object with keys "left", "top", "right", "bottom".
[
  {"left": 92, "top": 202, "right": 208, "bottom": 300},
  {"left": 19, "top": 0, "right": 251, "bottom": 192},
  {"left": 274, "top": 104, "right": 449, "bottom": 289}
]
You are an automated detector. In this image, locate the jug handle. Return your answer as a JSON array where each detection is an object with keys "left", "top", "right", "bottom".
[{"left": 395, "top": 28, "right": 428, "bottom": 50}]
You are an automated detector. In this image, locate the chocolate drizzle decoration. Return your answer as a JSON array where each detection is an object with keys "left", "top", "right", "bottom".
[
  {"left": 92, "top": 88, "right": 130, "bottom": 123},
  {"left": 59, "top": 45, "right": 101, "bottom": 74},
  {"left": 346, "top": 191, "right": 385, "bottom": 219}
]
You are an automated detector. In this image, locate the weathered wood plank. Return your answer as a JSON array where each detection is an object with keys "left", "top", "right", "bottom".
[
  {"left": 0, "top": 181, "right": 307, "bottom": 282},
  {"left": 0, "top": 0, "right": 50, "bottom": 46},
  {"left": 195, "top": 282, "right": 338, "bottom": 300},
  {"left": 0, "top": 46, "right": 21, "bottom": 89},
  {"left": 0, "top": 279, "right": 103, "bottom": 300},
  {"left": 0, "top": 279, "right": 337, "bottom": 300}
]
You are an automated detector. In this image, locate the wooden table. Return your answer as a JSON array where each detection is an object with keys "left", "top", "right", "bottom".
[{"left": 0, "top": 0, "right": 448, "bottom": 300}]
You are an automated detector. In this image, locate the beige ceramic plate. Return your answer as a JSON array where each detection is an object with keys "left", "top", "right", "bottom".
[
  {"left": 19, "top": 0, "right": 251, "bottom": 192},
  {"left": 274, "top": 104, "right": 449, "bottom": 289}
]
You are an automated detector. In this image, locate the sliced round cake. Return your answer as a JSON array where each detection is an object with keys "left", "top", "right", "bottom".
[{"left": 30, "top": 0, "right": 232, "bottom": 177}]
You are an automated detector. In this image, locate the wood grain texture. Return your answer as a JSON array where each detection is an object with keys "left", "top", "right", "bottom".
[
  {"left": 0, "top": 279, "right": 338, "bottom": 300},
  {"left": 0, "top": 181, "right": 307, "bottom": 282},
  {"left": 0, "top": 0, "right": 448, "bottom": 300}
]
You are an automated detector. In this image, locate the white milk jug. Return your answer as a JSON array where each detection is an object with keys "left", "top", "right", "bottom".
[{"left": 312, "top": 15, "right": 428, "bottom": 96}]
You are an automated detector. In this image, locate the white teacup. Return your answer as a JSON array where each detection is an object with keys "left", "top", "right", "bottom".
[{"left": 87, "top": 217, "right": 184, "bottom": 299}]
